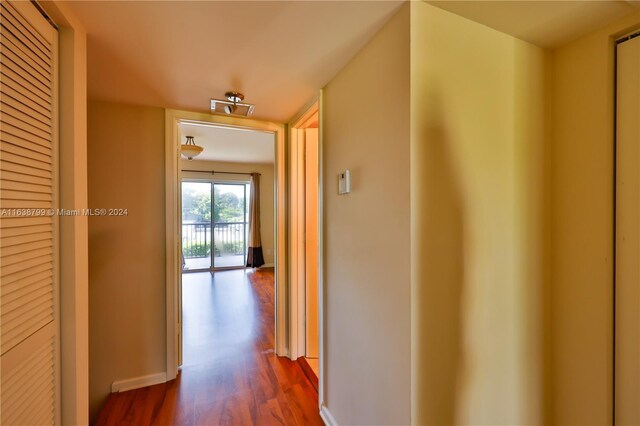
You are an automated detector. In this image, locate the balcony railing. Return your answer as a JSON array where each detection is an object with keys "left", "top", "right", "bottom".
[{"left": 182, "top": 222, "right": 247, "bottom": 259}]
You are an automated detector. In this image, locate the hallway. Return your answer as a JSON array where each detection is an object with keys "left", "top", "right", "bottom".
[{"left": 95, "top": 269, "right": 322, "bottom": 425}]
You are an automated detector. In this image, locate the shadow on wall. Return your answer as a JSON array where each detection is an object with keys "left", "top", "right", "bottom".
[
  {"left": 413, "top": 65, "right": 551, "bottom": 424},
  {"left": 414, "top": 92, "right": 466, "bottom": 425}
]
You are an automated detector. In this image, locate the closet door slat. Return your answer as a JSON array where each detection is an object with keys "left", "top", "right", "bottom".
[{"left": 0, "top": 1, "right": 58, "bottom": 424}]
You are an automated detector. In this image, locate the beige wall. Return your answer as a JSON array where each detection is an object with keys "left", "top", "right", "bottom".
[
  {"left": 87, "top": 101, "right": 166, "bottom": 420},
  {"left": 550, "top": 12, "right": 640, "bottom": 425},
  {"left": 180, "top": 159, "right": 275, "bottom": 265},
  {"left": 323, "top": 5, "right": 411, "bottom": 424},
  {"left": 411, "top": 3, "right": 550, "bottom": 424}
]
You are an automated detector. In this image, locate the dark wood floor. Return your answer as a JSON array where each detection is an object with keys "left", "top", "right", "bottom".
[{"left": 95, "top": 268, "right": 323, "bottom": 426}]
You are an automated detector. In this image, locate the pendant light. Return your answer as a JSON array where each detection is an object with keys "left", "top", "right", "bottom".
[{"left": 181, "top": 136, "right": 203, "bottom": 160}]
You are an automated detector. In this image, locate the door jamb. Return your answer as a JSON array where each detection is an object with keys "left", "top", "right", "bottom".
[
  {"left": 165, "top": 109, "right": 287, "bottom": 380},
  {"left": 288, "top": 96, "right": 324, "bottom": 408},
  {"left": 288, "top": 101, "right": 318, "bottom": 360}
]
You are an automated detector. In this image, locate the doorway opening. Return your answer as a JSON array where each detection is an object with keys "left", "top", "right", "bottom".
[
  {"left": 165, "top": 109, "right": 288, "bottom": 379},
  {"left": 289, "top": 101, "right": 321, "bottom": 390},
  {"left": 178, "top": 121, "right": 276, "bottom": 368}
]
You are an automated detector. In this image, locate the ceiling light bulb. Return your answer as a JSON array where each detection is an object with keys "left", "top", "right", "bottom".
[{"left": 226, "top": 91, "right": 244, "bottom": 103}]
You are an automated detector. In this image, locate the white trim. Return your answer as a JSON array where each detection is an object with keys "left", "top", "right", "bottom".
[
  {"left": 288, "top": 98, "right": 321, "bottom": 362},
  {"left": 288, "top": 95, "right": 326, "bottom": 409},
  {"left": 166, "top": 109, "right": 289, "bottom": 379},
  {"left": 52, "top": 26, "right": 61, "bottom": 426},
  {"left": 318, "top": 90, "right": 333, "bottom": 410},
  {"left": 165, "top": 110, "right": 181, "bottom": 380},
  {"left": 320, "top": 404, "right": 337, "bottom": 426},
  {"left": 289, "top": 127, "right": 307, "bottom": 360},
  {"left": 111, "top": 372, "right": 167, "bottom": 393},
  {"left": 317, "top": 90, "right": 326, "bottom": 408},
  {"left": 289, "top": 96, "right": 321, "bottom": 126}
]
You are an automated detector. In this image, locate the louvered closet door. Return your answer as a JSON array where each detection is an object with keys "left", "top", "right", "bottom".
[{"left": 0, "top": 1, "right": 59, "bottom": 425}]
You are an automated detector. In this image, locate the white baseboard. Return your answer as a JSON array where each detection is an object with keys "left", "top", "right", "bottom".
[
  {"left": 320, "top": 404, "right": 338, "bottom": 426},
  {"left": 111, "top": 372, "right": 167, "bottom": 393}
]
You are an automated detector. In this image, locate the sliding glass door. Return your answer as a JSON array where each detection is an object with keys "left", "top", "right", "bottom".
[
  {"left": 182, "top": 182, "right": 213, "bottom": 270},
  {"left": 182, "top": 180, "right": 249, "bottom": 271},
  {"left": 212, "top": 183, "right": 248, "bottom": 268}
]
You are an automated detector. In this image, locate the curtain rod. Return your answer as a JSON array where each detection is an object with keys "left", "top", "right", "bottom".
[{"left": 182, "top": 169, "right": 260, "bottom": 176}]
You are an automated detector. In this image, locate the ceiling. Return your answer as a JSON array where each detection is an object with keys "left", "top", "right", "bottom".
[
  {"left": 428, "top": 1, "right": 640, "bottom": 49},
  {"left": 63, "top": 0, "right": 404, "bottom": 123},
  {"left": 64, "top": 0, "right": 639, "bottom": 122},
  {"left": 179, "top": 122, "right": 274, "bottom": 164}
]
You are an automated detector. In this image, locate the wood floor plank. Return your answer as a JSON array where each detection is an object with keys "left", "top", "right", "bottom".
[
  {"left": 94, "top": 268, "right": 322, "bottom": 425},
  {"left": 150, "top": 378, "right": 195, "bottom": 426},
  {"left": 297, "top": 357, "right": 319, "bottom": 392},
  {"left": 257, "top": 398, "right": 287, "bottom": 426},
  {"left": 284, "top": 383, "right": 324, "bottom": 426}
]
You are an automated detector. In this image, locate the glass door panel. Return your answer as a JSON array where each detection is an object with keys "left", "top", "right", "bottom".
[
  {"left": 213, "top": 183, "right": 247, "bottom": 268},
  {"left": 181, "top": 181, "right": 212, "bottom": 270}
]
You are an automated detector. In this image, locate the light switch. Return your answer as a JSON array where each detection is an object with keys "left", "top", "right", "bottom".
[{"left": 338, "top": 170, "right": 351, "bottom": 195}]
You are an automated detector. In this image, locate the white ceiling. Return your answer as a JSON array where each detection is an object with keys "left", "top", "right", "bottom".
[
  {"left": 63, "top": 0, "right": 404, "bottom": 123},
  {"left": 428, "top": 1, "right": 640, "bottom": 49},
  {"left": 179, "top": 122, "right": 275, "bottom": 164},
  {"left": 63, "top": 0, "right": 639, "bottom": 124}
]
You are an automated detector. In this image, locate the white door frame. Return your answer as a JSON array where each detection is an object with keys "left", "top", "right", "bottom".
[
  {"left": 164, "top": 109, "right": 287, "bottom": 379},
  {"left": 288, "top": 95, "right": 326, "bottom": 408},
  {"left": 288, "top": 101, "right": 316, "bottom": 359}
]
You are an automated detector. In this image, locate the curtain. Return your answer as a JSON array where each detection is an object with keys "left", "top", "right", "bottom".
[{"left": 247, "top": 173, "right": 265, "bottom": 268}]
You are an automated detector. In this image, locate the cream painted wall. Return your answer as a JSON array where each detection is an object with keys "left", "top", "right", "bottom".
[
  {"left": 87, "top": 101, "right": 166, "bottom": 421},
  {"left": 180, "top": 159, "right": 276, "bottom": 265},
  {"left": 323, "top": 5, "right": 411, "bottom": 424},
  {"left": 550, "top": 12, "right": 640, "bottom": 425},
  {"left": 411, "top": 3, "right": 550, "bottom": 425}
]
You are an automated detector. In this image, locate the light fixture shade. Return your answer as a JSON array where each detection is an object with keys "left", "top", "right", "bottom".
[
  {"left": 181, "top": 136, "right": 203, "bottom": 160},
  {"left": 181, "top": 145, "right": 203, "bottom": 160}
]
